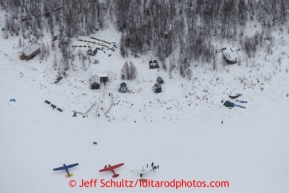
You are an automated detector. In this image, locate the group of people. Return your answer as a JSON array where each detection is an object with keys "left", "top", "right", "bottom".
[
  {"left": 104, "top": 164, "right": 111, "bottom": 168},
  {"left": 147, "top": 162, "right": 159, "bottom": 171}
]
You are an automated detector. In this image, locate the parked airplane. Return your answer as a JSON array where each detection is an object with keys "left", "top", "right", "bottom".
[
  {"left": 99, "top": 163, "right": 124, "bottom": 178},
  {"left": 131, "top": 167, "right": 156, "bottom": 180},
  {"left": 53, "top": 163, "right": 79, "bottom": 177}
]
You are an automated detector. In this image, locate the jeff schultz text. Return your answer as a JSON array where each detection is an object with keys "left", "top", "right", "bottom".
[{"left": 77, "top": 179, "right": 230, "bottom": 189}]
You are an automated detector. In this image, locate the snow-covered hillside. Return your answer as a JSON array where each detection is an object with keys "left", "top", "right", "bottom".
[{"left": 1, "top": 14, "right": 289, "bottom": 193}]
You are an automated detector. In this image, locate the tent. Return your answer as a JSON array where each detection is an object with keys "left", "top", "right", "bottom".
[
  {"left": 153, "top": 83, "right": 162, "bottom": 93},
  {"left": 223, "top": 101, "right": 234, "bottom": 108},
  {"left": 119, "top": 82, "right": 128, "bottom": 93},
  {"left": 157, "top": 76, "right": 164, "bottom": 84}
]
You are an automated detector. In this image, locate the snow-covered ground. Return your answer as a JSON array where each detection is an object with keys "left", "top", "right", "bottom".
[{"left": 1, "top": 22, "right": 289, "bottom": 193}]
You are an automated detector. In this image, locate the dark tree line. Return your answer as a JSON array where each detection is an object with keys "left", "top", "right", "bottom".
[
  {"left": 111, "top": 0, "right": 289, "bottom": 77},
  {"left": 1, "top": 0, "right": 289, "bottom": 77}
]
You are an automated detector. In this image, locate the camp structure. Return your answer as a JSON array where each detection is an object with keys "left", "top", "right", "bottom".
[
  {"left": 153, "top": 83, "right": 162, "bottom": 93},
  {"left": 96, "top": 73, "right": 109, "bottom": 83},
  {"left": 223, "top": 101, "right": 234, "bottom": 108},
  {"left": 157, "top": 76, "right": 164, "bottom": 84},
  {"left": 223, "top": 47, "right": 237, "bottom": 64},
  {"left": 87, "top": 46, "right": 98, "bottom": 56},
  {"left": 119, "top": 82, "right": 128, "bottom": 93},
  {"left": 90, "top": 75, "right": 100, "bottom": 89},
  {"left": 223, "top": 100, "right": 246, "bottom": 109},
  {"left": 149, "top": 60, "right": 159, "bottom": 69},
  {"left": 20, "top": 44, "right": 40, "bottom": 60}
]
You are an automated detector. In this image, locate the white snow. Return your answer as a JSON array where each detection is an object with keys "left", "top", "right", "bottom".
[{"left": 1, "top": 21, "right": 289, "bottom": 193}]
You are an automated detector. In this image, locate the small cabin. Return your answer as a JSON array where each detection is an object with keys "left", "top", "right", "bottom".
[
  {"left": 90, "top": 75, "right": 100, "bottom": 89},
  {"left": 153, "top": 83, "right": 162, "bottom": 93},
  {"left": 149, "top": 60, "right": 159, "bottom": 69},
  {"left": 119, "top": 82, "right": 128, "bottom": 93},
  {"left": 157, "top": 76, "right": 164, "bottom": 84},
  {"left": 96, "top": 73, "right": 109, "bottom": 83},
  {"left": 20, "top": 44, "right": 41, "bottom": 60},
  {"left": 88, "top": 46, "right": 98, "bottom": 56}
]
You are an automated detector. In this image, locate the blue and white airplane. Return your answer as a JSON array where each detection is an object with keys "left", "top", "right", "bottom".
[{"left": 53, "top": 163, "right": 79, "bottom": 177}]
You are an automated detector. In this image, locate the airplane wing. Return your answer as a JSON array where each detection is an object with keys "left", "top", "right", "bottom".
[
  {"left": 131, "top": 170, "right": 156, "bottom": 174},
  {"left": 53, "top": 163, "right": 79, "bottom": 171},
  {"left": 53, "top": 166, "right": 65, "bottom": 171},
  {"left": 99, "top": 163, "right": 124, "bottom": 172},
  {"left": 99, "top": 167, "right": 110, "bottom": 172},
  {"left": 66, "top": 163, "right": 79, "bottom": 168}
]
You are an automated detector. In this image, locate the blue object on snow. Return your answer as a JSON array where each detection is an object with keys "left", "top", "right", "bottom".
[
  {"left": 10, "top": 99, "right": 16, "bottom": 102},
  {"left": 98, "top": 114, "right": 100, "bottom": 117},
  {"left": 93, "top": 142, "right": 97, "bottom": 145},
  {"left": 108, "top": 54, "right": 111, "bottom": 57},
  {"left": 236, "top": 100, "right": 247, "bottom": 103}
]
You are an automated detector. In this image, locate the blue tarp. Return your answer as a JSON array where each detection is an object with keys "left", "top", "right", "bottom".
[
  {"left": 10, "top": 99, "right": 16, "bottom": 102},
  {"left": 236, "top": 100, "right": 247, "bottom": 103},
  {"left": 93, "top": 142, "right": 97, "bottom": 145}
]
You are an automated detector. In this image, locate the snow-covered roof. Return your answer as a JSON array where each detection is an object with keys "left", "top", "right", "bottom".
[
  {"left": 89, "top": 46, "right": 98, "bottom": 51},
  {"left": 149, "top": 60, "right": 158, "bottom": 66},
  {"left": 96, "top": 73, "right": 108, "bottom": 77},
  {"left": 22, "top": 44, "right": 40, "bottom": 56},
  {"left": 149, "top": 60, "right": 158, "bottom": 63},
  {"left": 90, "top": 75, "right": 100, "bottom": 84}
]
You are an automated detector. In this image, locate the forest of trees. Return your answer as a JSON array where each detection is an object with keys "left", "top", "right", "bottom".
[{"left": 1, "top": 0, "right": 288, "bottom": 77}]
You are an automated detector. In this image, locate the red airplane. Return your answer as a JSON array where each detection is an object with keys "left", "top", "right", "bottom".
[{"left": 99, "top": 163, "right": 124, "bottom": 178}]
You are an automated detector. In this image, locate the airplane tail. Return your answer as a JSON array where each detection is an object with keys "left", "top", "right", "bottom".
[
  {"left": 112, "top": 174, "right": 119, "bottom": 178},
  {"left": 66, "top": 174, "right": 73, "bottom": 178}
]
